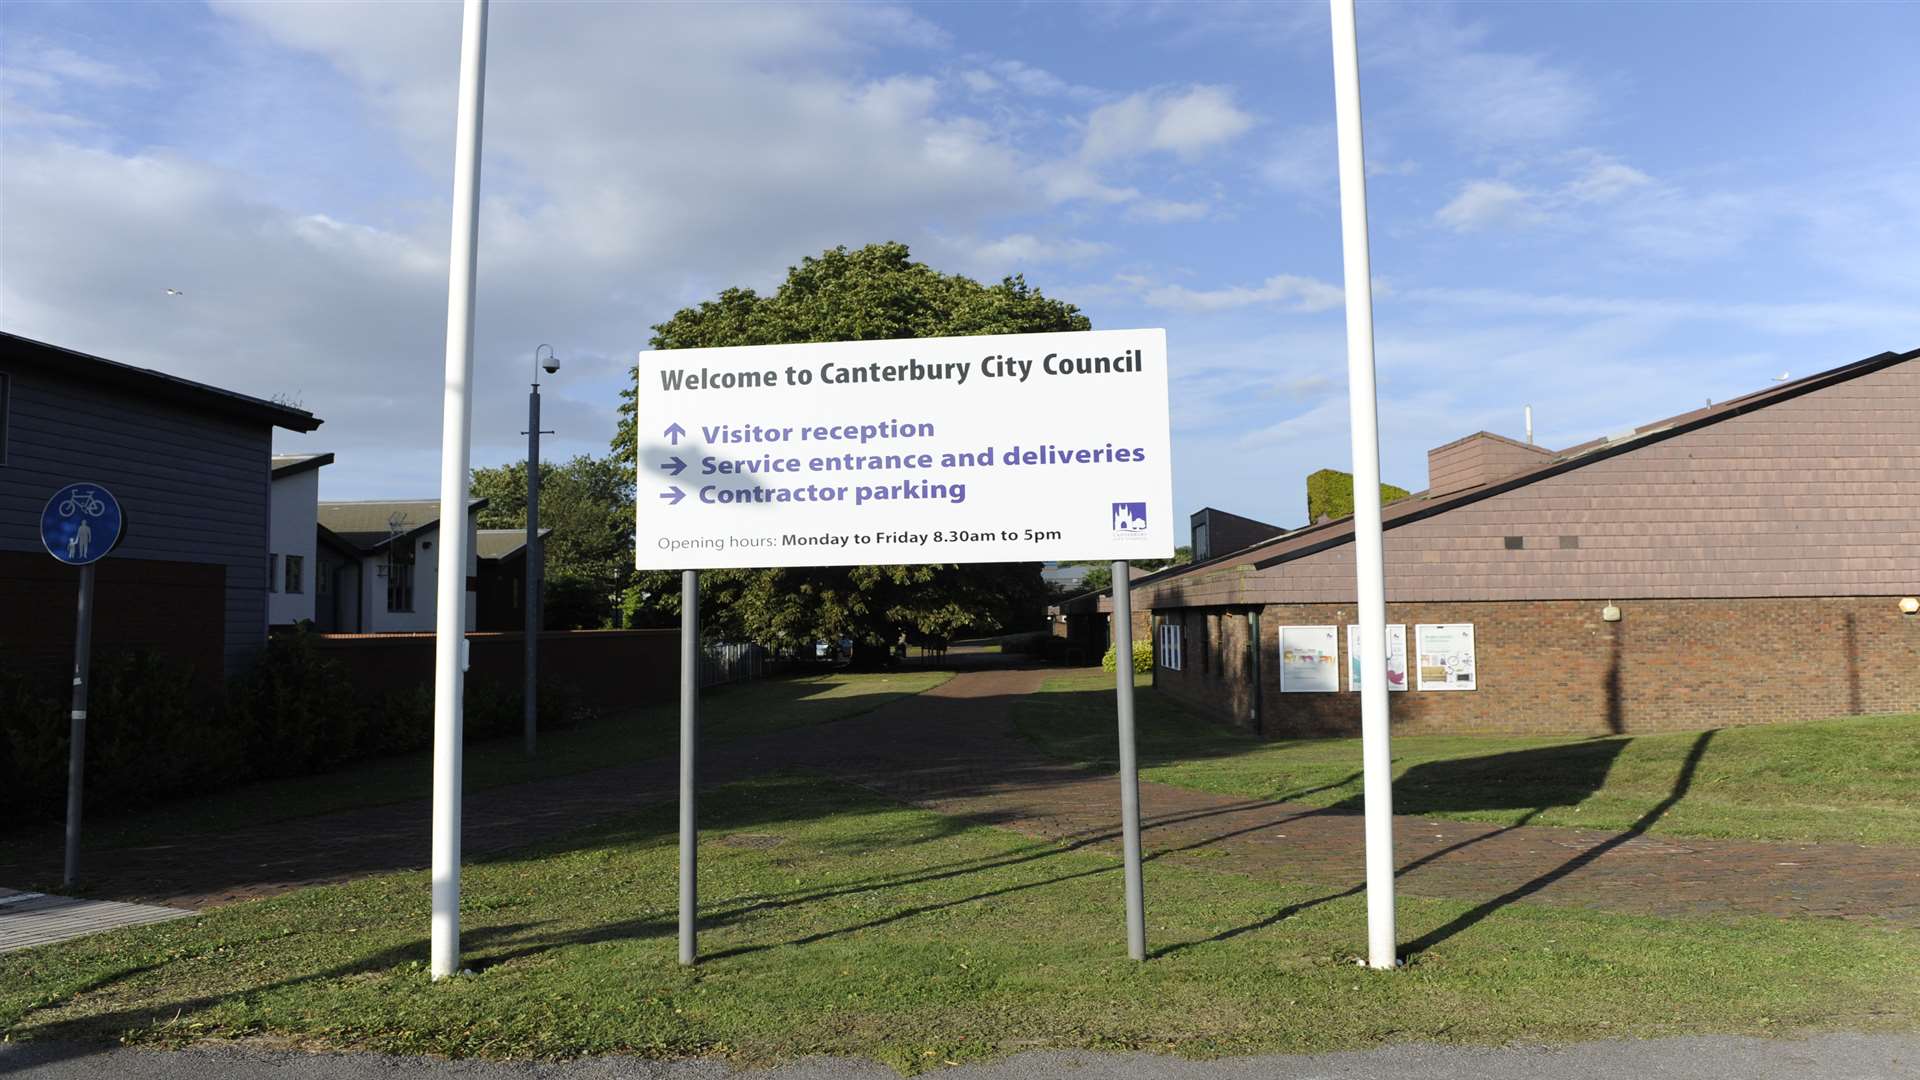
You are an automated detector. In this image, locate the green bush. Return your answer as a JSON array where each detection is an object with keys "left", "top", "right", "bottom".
[
  {"left": 1305, "top": 468, "right": 1411, "bottom": 524},
  {"left": 0, "top": 632, "right": 594, "bottom": 825},
  {"left": 1101, "top": 639, "right": 1153, "bottom": 674},
  {"left": 0, "top": 649, "right": 228, "bottom": 820},
  {"left": 228, "top": 627, "right": 363, "bottom": 776}
]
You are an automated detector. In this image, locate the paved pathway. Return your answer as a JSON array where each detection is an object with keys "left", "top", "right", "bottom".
[
  {"left": 3, "top": 660, "right": 1917, "bottom": 933},
  {"left": 0, "top": 888, "right": 195, "bottom": 953}
]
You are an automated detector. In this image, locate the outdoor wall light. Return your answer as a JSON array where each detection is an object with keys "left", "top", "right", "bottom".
[
  {"left": 1901, "top": 597, "right": 1919, "bottom": 616},
  {"left": 1601, "top": 603, "right": 1622, "bottom": 623}
]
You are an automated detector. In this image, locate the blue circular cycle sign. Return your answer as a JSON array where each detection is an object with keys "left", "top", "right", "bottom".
[{"left": 41, "top": 483, "right": 125, "bottom": 566}]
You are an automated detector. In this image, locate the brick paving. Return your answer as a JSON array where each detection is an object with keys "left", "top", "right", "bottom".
[{"left": 4, "top": 657, "right": 1917, "bottom": 934}]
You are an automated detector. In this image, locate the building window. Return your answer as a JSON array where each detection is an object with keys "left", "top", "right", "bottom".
[
  {"left": 1503, "top": 535, "right": 1525, "bottom": 550},
  {"left": 268, "top": 553, "right": 279, "bottom": 593},
  {"left": 1157, "top": 619, "right": 1184, "bottom": 671},
  {"left": 387, "top": 561, "right": 414, "bottom": 612},
  {"left": 285, "top": 554, "right": 304, "bottom": 595}
]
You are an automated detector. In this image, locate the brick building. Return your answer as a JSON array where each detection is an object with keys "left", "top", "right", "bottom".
[{"left": 1092, "top": 346, "right": 1920, "bottom": 737}]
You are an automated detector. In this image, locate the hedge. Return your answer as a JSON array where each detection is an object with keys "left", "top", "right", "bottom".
[{"left": 0, "top": 628, "right": 584, "bottom": 823}]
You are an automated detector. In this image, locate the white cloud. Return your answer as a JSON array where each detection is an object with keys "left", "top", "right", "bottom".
[
  {"left": 967, "top": 233, "right": 1114, "bottom": 267},
  {"left": 1435, "top": 179, "right": 1544, "bottom": 232},
  {"left": 0, "top": 4, "right": 1076, "bottom": 497},
  {"left": 1261, "top": 124, "right": 1334, "bottom": 195},
  {"left": 1080, "top": 85, "right": 1255, "bottom": 163},
  {"left": 1144, "top": 274, "right": 1344, "bottom": 313},
  {"left": 1125, "top": 199, "right": 1211, "bottom": 224},
  {"left": 1367, "top": 9, "right": 1596, "bottom": 149},
  {"left": 1566, "top": 159, "right": 1651, "bottom": 203},
  {"left": 959, "top": 70, "right": 1000, "bottom": 94}
]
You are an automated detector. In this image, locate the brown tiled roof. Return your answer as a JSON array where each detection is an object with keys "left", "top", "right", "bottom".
[
  {"left": 475, "top": 527, "right": 552, "bottom": 561},
  {"left": 1073, "top": 345, "right": 1919, "bottom": 611},
  {"left": 317, "top": 498, "right": 486, "bottom": 552}
]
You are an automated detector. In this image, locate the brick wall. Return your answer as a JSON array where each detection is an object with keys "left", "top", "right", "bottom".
[
  {"left": 1153, "top": 596, "right": 1920, "bottom": 737},
  {"left": 0, "top": 550, "right": 226, "bottom": 695}
]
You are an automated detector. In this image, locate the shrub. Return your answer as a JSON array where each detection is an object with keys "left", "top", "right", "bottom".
[
  {"left": 1102, "top": 639, "right": 1153, "bottom": 674},
  {"left": 228, "top": 627, "right": 364, "bottom": 777},
  {"left": 0, "top": 649, "right": 226, "bottom": 820}
]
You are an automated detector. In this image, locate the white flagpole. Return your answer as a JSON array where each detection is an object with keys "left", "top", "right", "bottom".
[
  {"left": 431, "top": 0, "right": 490, "bottom": 981},
  {"left": 1328, "top": 0, "right": 1398, "bottom": 970}
]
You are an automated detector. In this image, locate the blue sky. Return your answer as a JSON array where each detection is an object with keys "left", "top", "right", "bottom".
[{"left": 3, "top": 1, "right": 1915, "bottom": 528}]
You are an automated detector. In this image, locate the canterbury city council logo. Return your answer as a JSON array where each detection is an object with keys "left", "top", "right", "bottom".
[{"left": 1111, "top": 502, "right": 1149, "bottom": 535}]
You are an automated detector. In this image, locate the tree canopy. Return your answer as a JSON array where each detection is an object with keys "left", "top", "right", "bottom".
[{"left": 613, "top": 242, "right": 1082, "bottom": 656}]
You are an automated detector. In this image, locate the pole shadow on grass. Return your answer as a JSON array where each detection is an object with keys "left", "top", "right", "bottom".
[
  {"left": 1156, "top": 731, "right": 1717, "bottom": 959},
  {"left": 8, "top": 920, "right": 546, "bottom": 1067}
]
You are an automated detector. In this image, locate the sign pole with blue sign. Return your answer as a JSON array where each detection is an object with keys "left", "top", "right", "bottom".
[
  {"left": 40, "top": 482, "right": 126, "bottom": 888},
  {"left": 66, "top": 564, "right": 95, "bottom": 888}
]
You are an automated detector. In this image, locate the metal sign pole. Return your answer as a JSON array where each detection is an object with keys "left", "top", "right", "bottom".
[
  {"left": 1330, "top": 0, "right": 1398, "bottom": 970},
  {"left": 525, "top": 382, "right": 540, "bottom": 756},
  {"left": 63, "top": 563, "right": 96, "bottom": 888},
  {"left": 1112, "top": 560, "right": 1146, "bottom": 960},
  {"left": 679, "top": 569, "right": 700, "bottom": 965}
]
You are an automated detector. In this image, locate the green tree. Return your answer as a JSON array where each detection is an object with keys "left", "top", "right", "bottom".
[
  {"left": 470, "top": 454, "right": 635, "bottom": 628},
  {"left": 613, "top": 242, "right": 1083, "bottom": 660},
  {"left": 1305, "top": 468, "right": 1411, "bottom": 524}
]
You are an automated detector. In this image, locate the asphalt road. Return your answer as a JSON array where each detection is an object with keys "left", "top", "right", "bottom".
[{"left": 3, "top": 1034, "right": 1916, "bottom": 1079}]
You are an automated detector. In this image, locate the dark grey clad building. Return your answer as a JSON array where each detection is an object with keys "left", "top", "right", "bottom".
[{"left": 0, "top": 333, "right": 322, "bottom": 685}]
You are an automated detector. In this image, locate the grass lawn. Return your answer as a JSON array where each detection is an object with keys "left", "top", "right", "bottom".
[
  {"left": 0, "top": 669, "right": 951, "bottom": 868},
  {"left": 3, "top": 775, "right": 1914, "bottom": 1072},
  {"left": 1013, "top": 670, "right": 1920, "bottom": 846}
]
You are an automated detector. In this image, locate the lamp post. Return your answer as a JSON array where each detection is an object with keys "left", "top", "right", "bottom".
[{"left": 526, "top": 343, "right": 559, "bottom": 756}]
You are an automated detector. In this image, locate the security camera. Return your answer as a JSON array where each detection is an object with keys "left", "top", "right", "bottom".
[{"left": 542, "top": 355, "right": 561, "bottom": 375}]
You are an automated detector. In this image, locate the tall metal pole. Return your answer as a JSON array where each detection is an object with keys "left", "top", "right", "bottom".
[
  {"left": 679, "top": 570, "right": 700, "bottom": 965},
  {"left": 430, "top": 0, "right": 489, "bottom": 982},
  {"left": 1330, "top": 0, "right": 1398, "bottom": 971},
  {"left": 1112, "top": 560, "right": 1146, "bottom": 960},
  {"left": 524, "top": 380, "right": 540, "bottom": 756},
  {"left": 63, "top": 563, "right": 96, "bottom": 888}
]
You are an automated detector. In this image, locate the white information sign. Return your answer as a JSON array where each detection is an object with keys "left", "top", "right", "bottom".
[
  {"left": 1279, "top": 625, "right": 1340, "bottom": 693},
  {"left": 1347, "top": 623, "right": 1408, "bottom": 691},
  {"left": 1415, "top": 623, "right": 1477, "bottom": 691},
  {"left": 632, "top": 329, "right": 1173, "bottom": 569}
]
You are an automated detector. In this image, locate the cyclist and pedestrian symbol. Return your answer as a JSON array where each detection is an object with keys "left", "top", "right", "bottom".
[{"left": 40, "top": 483, "right": 125, "bottom": 567}]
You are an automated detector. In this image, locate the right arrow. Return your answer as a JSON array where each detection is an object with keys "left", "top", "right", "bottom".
[
  {"left": 663, "top": 422, "right": 686, "bottom": 445},
  {"left": 659, "top": 456, "right": 686, "bottom": 477},
  {"left": 659, "top": 485, "right": 686, "bottom": 506}
]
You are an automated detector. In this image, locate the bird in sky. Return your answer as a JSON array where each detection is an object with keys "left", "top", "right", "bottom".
[{"left": 164, "top": 288, "right": 183, "bottom": 296}]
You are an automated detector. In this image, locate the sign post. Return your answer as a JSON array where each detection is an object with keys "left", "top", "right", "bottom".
[
  {"left": 679, "top": 570, "right": 699, "bottom": 966},
  {"left": 40, "top": 482, "right": 126, "bottom": 888},
  {"left": 1111, "top": 559, "right": 1146, "bottom": 960},
  {"left": 634, "top": 328, "right": 1175, "bottom": 961}
]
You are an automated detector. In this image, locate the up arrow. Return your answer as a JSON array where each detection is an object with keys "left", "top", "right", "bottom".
[
  {"left": 663, "top": 422, "right": 686, "bottom": 445},
  {"left": 660, "top": 485, "right": 686, "bottom": 506},
  {"left": 660, "top": 456, "right": 687, "bottom": 477}
]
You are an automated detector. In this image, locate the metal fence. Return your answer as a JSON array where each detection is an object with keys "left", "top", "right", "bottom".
[{"left": 698, "top": 640, "right": 767, "bottom": 688}]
